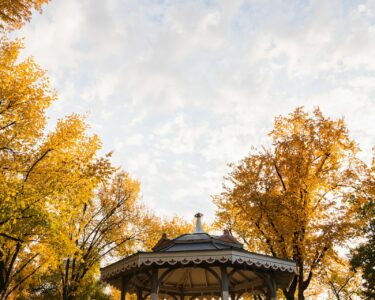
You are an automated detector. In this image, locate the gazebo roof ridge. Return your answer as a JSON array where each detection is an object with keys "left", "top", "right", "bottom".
[{"left": 152, "top": 214, "right": 243, "bottom": 252}]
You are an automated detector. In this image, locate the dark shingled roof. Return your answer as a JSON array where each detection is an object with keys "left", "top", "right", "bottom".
[{"left": 152, "top": 229, "right": 243, "bottom": 252}]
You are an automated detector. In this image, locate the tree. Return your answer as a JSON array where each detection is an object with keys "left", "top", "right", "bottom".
[
  {"left": 8, "top": 168, "right": 148, "bottom": 300},
  {"left": 0, "top": 38, "right": 110, "bottom": 299},
  {"left": 0, "top": 0, "right": 50, "bottom": 31},
  {"left": 20, "top": 178, "right": 196, "bottom": 300},
  {"left": 214, "top": 108, "right": 367, "bottom": 300},
  {"left": 319, "top": 255, "right": 361, "bottom": 299},
  {"left": 350, "top": 157, "right": 375, "bottom": 299},
  {"left": 54, "top": 171, "right": 141, "bottom": 300}
]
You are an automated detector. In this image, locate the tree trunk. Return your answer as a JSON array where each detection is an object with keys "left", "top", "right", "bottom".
[
  {"left": 283, "top": 272, "right": 297, "bottom": 300},
  {"left": 0, "top": 261, "right": 9, "bottom": 300},
  {"left": 62, "top": 258, "right": 70, "bottom": 300},
  {"left": 283, "top": 291, "right": 295, "bottom": 300},
  {"left": 298, "top": 262, "right": 305, "bottom": 300}
]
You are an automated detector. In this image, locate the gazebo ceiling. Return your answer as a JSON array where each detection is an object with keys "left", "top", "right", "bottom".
[{"left": 123, "top": 266, "right": 263, "bottom": 295}]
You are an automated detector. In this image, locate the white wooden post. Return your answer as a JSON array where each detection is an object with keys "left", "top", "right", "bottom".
[
  {"left": 258, "top": 273, "right": 277, "bottom": 300},
  {"left": 151, "top": 268, "right": 159, "bottom": 300},
  {"left": 220, "top": 266, "right": 229, "bottom": 300}
]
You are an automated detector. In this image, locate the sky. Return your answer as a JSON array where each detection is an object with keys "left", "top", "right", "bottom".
[{"left": 12, "top": 0, "right": 375, "bottom": 223}]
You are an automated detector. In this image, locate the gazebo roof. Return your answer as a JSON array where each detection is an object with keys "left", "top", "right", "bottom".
[
  {"left": 100, "top": 213, "right": 297, "bottom": 298},
  {"left": 152, "top": 213, "right": 243, "bottom": 252}
]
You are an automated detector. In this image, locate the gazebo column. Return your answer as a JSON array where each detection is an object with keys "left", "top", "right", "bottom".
[
  {"left": 266, "top": 287, "right": 277, "bottom": 300},
  {"left": 137, "top": 288, "right": 143, "bottom": 300},
  {"left": 151, "top": 268, "right": 159, "bottom": 300},
  {"left": 266, "top": 279, "right": 277, "bottom": 300},
  {"left": 257, "top": 273, "right": 277, "bottom": 300},
  {"left": 121, "top": 276, "right": 128, "bottom": 300},
  {"left": 266, "top": 277, "right": 277, "bottom": 300},
  {"left": 220, "top": 266, "right": 229, "bottom": 300}
]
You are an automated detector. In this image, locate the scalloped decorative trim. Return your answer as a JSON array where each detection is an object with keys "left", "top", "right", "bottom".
[{"left": 101, "top": 251, "right": 297, "bottom": 280}]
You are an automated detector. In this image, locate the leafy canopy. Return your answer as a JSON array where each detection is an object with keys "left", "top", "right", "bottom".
[
  {"left": 214, "top": 107, "right": 367, "bottom": 300},
  {"left": 0, "top": 38, "right": 111, "bottom": 299},
  {"left": 0, "top": 0, "right": 49, "bottom": 31}
]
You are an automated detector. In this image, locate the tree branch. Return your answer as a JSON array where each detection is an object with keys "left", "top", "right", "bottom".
[
  {"left": 0, "top": 233, "right": 23, "bottom": 243},
  {"left": 24, "top": 148, "right": 53, "bottom": 182},
  {"left": 0, "top": 121, "right": 16, "bottom": 131},
  {"left": 5, "top": 264, "right": 42, "bottom": 298},
  {"left": 273, "top": 162, "right": 287, "bottom": 192}
]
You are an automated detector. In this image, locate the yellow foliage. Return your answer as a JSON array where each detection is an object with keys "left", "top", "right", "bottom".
[
  {"left": 37, "top": 171, "right": 143, "bottom": 299},
  {"left": 318, "top": 255, "right": 362, "bottom": 299},
  {"left": 0, "top": 0, "right": 50, "bottom": 31},
  {"left": 214, "top": 107, "right": 368, "bottom": 300},
  {"left": 140, "top": 214, "right": 194, "bottom": 251},
  {"left": 0, "top": 38, "right": 112, "bottom": 299}
]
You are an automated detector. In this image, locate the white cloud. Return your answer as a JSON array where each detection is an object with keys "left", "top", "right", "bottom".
[{"left": 11, "top": 0, "right": 375, "bottom": 222}]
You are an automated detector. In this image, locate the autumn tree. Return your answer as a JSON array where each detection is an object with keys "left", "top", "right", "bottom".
[
  {"left": 57, "top": 171, "right": 141, "bottom": 300},
  {"left": 22, "top": 182, "right": 197, "bottom": 300},
  {"left": 0, "top": 38, "right": 112, "bottom": 299},
  {"left": 17, "top": 171, "right": 141, "bottom": 300},
  {"left": 214, "top": 108, "right": 367, "bottom": 300},
  {"left": 0, "top": 0, "right": 49, "bottom": 31},
  {"left": 318, "top": 255, "right": 361, "bottom": 299}
]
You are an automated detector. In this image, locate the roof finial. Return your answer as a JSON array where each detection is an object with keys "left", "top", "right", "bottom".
[{"left": 194, "top": 212, "right": 205, "bottom": 234}]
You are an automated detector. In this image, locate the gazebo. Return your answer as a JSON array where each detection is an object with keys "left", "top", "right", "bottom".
[{"left": 100, "top": 213, "right": 296, "bottom": 300}]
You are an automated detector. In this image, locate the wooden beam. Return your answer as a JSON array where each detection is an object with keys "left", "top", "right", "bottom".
[
  {"left": 182, "top": 268, "right": 189, "bottom": 287},
  {"left": 188, "top": 269, "right": 193, "bottom": 288},
  {"left": 204, "top": 269, "right": 208, "bottom": 287},
  {"left": 237, "top": 270, "right": 253, "bottom": 282},
  {"left": 231, "top": 279, "right": 264, "bottom": 291}
]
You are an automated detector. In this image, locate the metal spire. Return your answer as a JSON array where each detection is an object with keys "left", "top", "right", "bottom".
[{"left": 194, "top": 212, "right": 205, "bottom": 233}]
